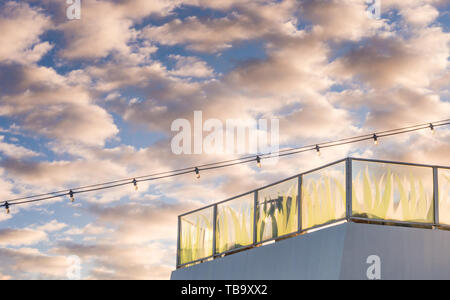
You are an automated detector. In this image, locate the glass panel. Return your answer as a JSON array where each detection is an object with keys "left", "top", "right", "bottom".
[
  {"left": 179, "top": 207, "right": 214, "bottom": 265},
  {"left": 439, "top": 169, "right": 450, "bottom": 225},
  {"left": 216, "top": 193, "right": 254, "bottom": 253},
  {"left": 302, "top": 162, "right": 346, "bottom": 229},
  {"left": 256, "top": 178, "right": 298, "bottom": 242},
  {"left": 352, "top": 161, "right": 434, "bottom": 223}
]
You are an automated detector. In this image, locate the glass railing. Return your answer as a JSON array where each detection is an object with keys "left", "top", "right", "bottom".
[
  {"left": 256, "top": 178, "right": 299, "bottom": 243},
  {"left": 302, "top": 161, "right": 346, "bottom": 230},
  {"left": 176, "top": 158, "right": 450, "bottom": 268},
  {"left": 352, "top": 160, "right": 434, "bottom": 223},
  {"left": 179, "top": 206, "right": 214, "bottom": 265},
  {"left": 439, "top": 168, "right": 450, "bottom": 225},
  {"left": 216, "top": 192, "right": 254, "bottom": 254}
]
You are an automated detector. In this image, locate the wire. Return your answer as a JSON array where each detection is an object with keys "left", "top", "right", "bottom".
[{"left": 0, "top": 119, "right": 449, "bottom": 209}]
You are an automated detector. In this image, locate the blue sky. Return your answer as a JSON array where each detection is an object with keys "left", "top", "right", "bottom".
[{"left": 0, "top": 0, "right": 448, "bottom": 279}]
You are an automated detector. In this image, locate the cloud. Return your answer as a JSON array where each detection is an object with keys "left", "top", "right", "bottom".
[
  {"left": 299, "top": 0, "right": 387, "bottom": 41},
  {"left": 143, "top": 0, "right": 298, "bottom": 52},
  {"left": 364, "top": 89, "right": 450, "bottom": 129},
  {"left": 225, "top": 34, "right": 331, "bottom": 96},
  {"left": 0, "top": 273, "right": 11, "bottom": 280},
  {"left": 0, "top": 1, "right": 53, "bottom": 64},
  {"left": 169, "top": 55, "right": 215, "bottom": 78},
  {"left": 58, "top": 0, "right": 176, "bottom": 59},
  {"left": 65, "top": 223, "right": 110, "bottom": 236},
  {"left": 53, "top": 241, "right": 174, "bottom": 279},
  {"left": 0, "top": 136, "right": 39, "bottom": 159},
  {"left": 400, "top": 4, "right": 440, "bottom": 27},
  {"left": 47, "top": 201, "right": 198, "bottom": 279},
  {"left": 330, "top": 27, "right": 450, "bottom": 89},
  {"left": 34, "top": 220, "right": 68, "bottom": 232},
  {"left": 0, "top": 247, "right": 70, "bottom": 279},
  {"left": 0, "top": 64, "right": 119, "bottom": 146},
  {"left": 89, "top": 201, "right": 196, "bottom": 244},
  {"left": 0, "top": 228, "right": 47, "bottom": 247}
]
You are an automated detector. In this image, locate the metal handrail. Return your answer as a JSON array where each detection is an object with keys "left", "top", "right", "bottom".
[{"left": 176, "top": 157, "right": 450, "bottom": 268}]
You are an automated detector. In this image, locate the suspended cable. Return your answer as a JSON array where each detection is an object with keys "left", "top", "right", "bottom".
[{"left": 0, "top": 119, "right": 448, "bottom": 211}]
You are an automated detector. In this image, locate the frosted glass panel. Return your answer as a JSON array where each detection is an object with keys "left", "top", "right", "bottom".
[
  {"left": 256, "top": 178, "right": 298, "bottom": 242},
  {"left": 216, "top": 193, "right": 254, "bottom": 253},
  {"left": 352, "top": 161, "right": 434, "bottom": 223},
  {"left": 302, "top": 162, "right": 346, "bottom": 229},
  {"left": 179, "top": 207, "right": 214, "bottom": 265},
  {"left": 439, "top": 169, "right": 450, "bottom": 225}
]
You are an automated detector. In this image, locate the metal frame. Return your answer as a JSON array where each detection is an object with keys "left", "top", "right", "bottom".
[
  {"left": 176, "top": 157, "right": 450, "bottom": 269},
  {"left": 298, "top": 175, "right": 302, "bottom": 233},
  {"left": 349, "top": 216, "right": 436, "bottom": 228},
  {"left": 176, "top": 215, "right": 181, "bottom": 266},
  {"left": 346, "top": 158, "right": 352, "bottom": 220},
  {"left": 433, "top": 167, "right": 439, "bottom": 225},
  {"left": 301, "top": 217, "right": 348, "bottom": 233}
]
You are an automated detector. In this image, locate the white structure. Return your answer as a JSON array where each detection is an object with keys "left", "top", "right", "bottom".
[{"left": 171, "top": 158, "right": 450, "bottom": 280}]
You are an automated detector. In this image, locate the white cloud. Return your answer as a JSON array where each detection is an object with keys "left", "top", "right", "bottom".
[
  {"left": 169, "top": 55, "right": 215, "bottom": 78},
  {"left": 0, "top": 228, "right": 47, "bottom": 247},
  {"left": 0, "top": 1, "right": 53, "bottom": 64},
  {"left": 34, "top": 220, "right": 68, "bottom": 233},
  {"left": 0, "top": 136, "right": 39, "bottom": 159}
]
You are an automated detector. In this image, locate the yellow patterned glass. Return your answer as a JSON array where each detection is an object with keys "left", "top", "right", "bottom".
[
  {"left": 439, "top": 169, "right": 450, "bottom": 225},
  {"left": 179, "top": 207, "right": 214, "bottom": 265},
  {"left": 257, "top": 178, "right": 298, "bottom": 242},
  {"left": 216, "top": 193, "right": 254, "bottom": 253},
  {"left": 302, "top": 162, "right": 346, "bottom": 229},
  {"left": 352, "top": 161, "right": 434, "bottom": 223}
]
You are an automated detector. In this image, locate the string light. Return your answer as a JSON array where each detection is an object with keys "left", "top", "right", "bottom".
[
  {"left": 132, "top": 178, "right": 138, "bottom": 191},
  {"left": 0, "top": 119, "right": 448, "bottom": 212},
  {"left": 430, "top": 123, "right": 435, "bottom": 135},
  {"left": 256, "top": 156, "right": 262, "bottom": 168},
  {"left": 69, "top": 190, "right": 75, "bottom": 203}
]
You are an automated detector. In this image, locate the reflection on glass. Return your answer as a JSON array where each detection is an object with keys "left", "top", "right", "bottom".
[
  {"left": 179, "top": 207, "right": 214, "bottom": 265},
  {"left": 302, "top": 162, "right": 346, "bottom": 229},
  {"left": 352, "top": 161, "right": 434, "bottom": 223},
  {"left": 257, "top": 178, "right": 298, "bottom": 242},
  {"left": 216, "top": 193, "right": 254, "bottom": 253},
  {"left": 439, "top": 169, "right": 450, "bottom": 225}
]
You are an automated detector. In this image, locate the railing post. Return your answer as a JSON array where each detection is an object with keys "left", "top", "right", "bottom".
[
  {"left": 433, "top": 167, "right": 439, "bottom": 226},
  {"left": 298, "top": 175, "right": 302, "bottom": 233},
  {"left": 212, "top": 204, "right": 217, "bottom": 257},
  {"left": 253, "top": 191, "right": 258, "bottom": 245},
  {"left": 176, "top": 215, "right": 181, "bottom": 267},
  {"left": 346, "top": 158, "right": 352, "bottom": 220}
]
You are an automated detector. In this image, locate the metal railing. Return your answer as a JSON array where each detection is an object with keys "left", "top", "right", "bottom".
[{"left": 176, "top": 157, "right": 450, "bottom": 268}]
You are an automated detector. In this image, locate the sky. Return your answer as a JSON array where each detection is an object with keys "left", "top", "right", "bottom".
[{"left": 0, "top": 0, "right": 448, "bottom": 280}]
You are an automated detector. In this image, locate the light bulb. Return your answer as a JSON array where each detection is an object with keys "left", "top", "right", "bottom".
[
  {"left": 430, "top": 123, "right": 435, "bottom": 135},
  {"left": 373, "top": 134, "right": 378, "bottom": 145},
  {"left": 315, "top": 145, "right": 321, "bottom": 156},
  {"left": 256, "top": 156, "right": 261, "bottom": 168},
  {"left": 5, "top": 202, "right": 9, "bottom": 214},
  {"left": 195, "top": 167, "right": 200, "bottom": 179},
  {"left": 132, "top": 179, "right": 138, "bottom": 191},
  {"left": 69, "top": 190, "right": 75, "bottom": 203}
]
